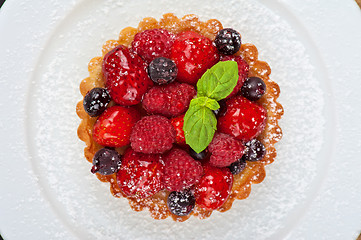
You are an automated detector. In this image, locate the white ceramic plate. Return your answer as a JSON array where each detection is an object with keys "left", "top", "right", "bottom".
[{"left": 1, "top": 0, "right": 361, "bottom": 239}]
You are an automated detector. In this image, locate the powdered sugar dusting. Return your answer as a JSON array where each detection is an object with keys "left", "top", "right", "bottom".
[{"left": 26, "top": 0, "right": 325, "bottom": 239}]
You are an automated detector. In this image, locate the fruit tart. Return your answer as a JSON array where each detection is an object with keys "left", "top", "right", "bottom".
[{"left": 76, "top": 13, "right": 283, "bottom": 222}]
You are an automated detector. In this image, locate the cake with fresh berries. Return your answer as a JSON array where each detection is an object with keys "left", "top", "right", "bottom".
[{"left": 76, "top": 13, "right": 283, "bottom": 222}]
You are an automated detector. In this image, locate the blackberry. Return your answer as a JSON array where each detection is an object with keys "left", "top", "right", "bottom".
[
  {"left": 241, "top": 77, "right": 266, "bottom": 101},
  {"left": 167, "top": 190, "right": 195, "bottom": 216},
  {"left": 212, "top": 99, "right": 227, "bottom": 117},
  {"left": 214, "top": 28, "right": 241, "bottom": 55},
  {"left": 83, "top": 88, "right": 111, "bottom": 117},
  {"left": 91, "top": 148, "right": 122, "bottom": 175},
  {"left": 243, "top": 139, "right": 266, "bottom": 162},
  {"left": 228, "top": 158, "right": 246, "bottom": 175},
  {"left": 148, "top": 57, "right": 178, "bottom": 85}
]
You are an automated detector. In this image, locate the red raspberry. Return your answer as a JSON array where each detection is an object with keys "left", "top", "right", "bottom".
[
  {"left": 170, "top": 114, "right": 186, "bottom": 145},
  {"left": 218, "top": 96, "right": 267, "bottom": 142},
  {"left": 162, "top": 148, "right": 203, "bottom": 191},
  {"left": 130, "top": 115, "right": 176, "bottom": 154},
  {"left": 117, "top": 148, "right": 164, "bottom": 199},
  {"left": 171, "top": 31, "right": 219, "bottom": 85},
  {"left": 131, "top": 29, "right": 175, "bottom": 63},
  {"left": 194, "top": 165, "right": 233, "bottom": 210},
  {"left": 220, "top": 55, "right": 249, "bottom": 98},
  {"left": 142, "top": 82, "right": 196, "bottom": 117},
  {"left": 103, "top": 45, "right": 153, "bottom": 106},
  {"left": 93, "top": 106, "right": 140, "bottom": 147},
  {"left": 208, "top": 133, "right": 244, "bottom": 168}
]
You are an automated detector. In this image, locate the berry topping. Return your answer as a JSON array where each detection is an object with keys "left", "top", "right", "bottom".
[
  {"left": 131, "top": 29, "right": 175, "bottom": 63},
  {"left": 241, "top": 77, "right": 267, "bottom": 101},
  {"left": 148, "top": 57, "right": 178, "bottom": 85},
  {"left": 93, "top": 106, "right": 140, "bottom": 147},
  {"left": 170, "top": 114, "right": 186, "bottom": 145},
  {"left": 83, "top": 88, "right": 111, "bottom": 117},
  {"left": 171, "top": 31, "right": 219, "bottom": 85},
  {"left": 167, "top": 190, "right": 196, "bottom": 216},
  {"left": 208, "top": 133, "right": 244, "bottom": 168},
  {"left": 162, "top": 148, "right": 203, "bottom": 191},
  {"left": 243, "top": 139, "right": 267, "bottom": 162},
  {"left": 189, "top": 147, "right": 208, "bottom": 161},
  {"left": 91, "top": 148, "right": 122, "bottom": 175},
  {"left": 116, "top": 148, "right": 164, "bottom": 199},
  {"left": 220, "top": 55, "right": 249, "bottom": 98},
  {"left": 103, "top": 45, "right": 153, "bottom": 106},
  {"left": 218, "top": 96, "right": 267, "bottom": 142},
  {"left": 130, "top": 115, "right": 176, "bottom": 154},
  {"left": 194, "top": 165, "right": 233, "bottom": 210},
  {"left": 142, "top": 82, "right": 196, "bottom": 117},
  {"left": 214, "top": 28, "right": 242, "bottom": 55},
  {"left": 228, "top": 158, "right": 247, "bottom": 175}
]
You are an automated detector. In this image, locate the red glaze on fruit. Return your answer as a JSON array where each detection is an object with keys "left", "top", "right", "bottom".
[
  {"left": 170, "top": 114, "right": 186, "bottom": 145},
  {"left": 117, "top": 148, "right": 164, "bottom": 199},
  {"left": 102, "top": 45, "right": 153, "bottom": 106},
  {"left": 93, "top": 105, "right": 140, "bottom": 147},
  {"left": 220, "top": 55, "right": 249, "bottom": 98},
  {"left": 194, "top": 165, "right": 233, "bottom": 210},
  {"left": 162, "top": 148, "right": 203, "bottom": 191},
  {"left": 170, "top": 31, "right": 219, "bottom": 85},
  {"left": 131, "top": 29, "right": 175, "bottom": 63},
  {"left": 217, "top": 96, "right": 267, "bottom": 142}
]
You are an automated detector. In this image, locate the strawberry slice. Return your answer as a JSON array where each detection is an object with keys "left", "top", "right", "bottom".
[
  {"left": 217, "top": 96, "right": 267, "bottom": 142},
  {"left": 170, "top": 31, "right": 219, "bottom": 85},
  {"left": 170, "top": 114, "right": 186, "bottom": 145},
  {"left": 93, "top": 105, "right": 140, "bottom": 147},
  {"left": 194, "top": 165, "right": 233, "bottom": 210},
  {"left": 117, "top": 148, "right": 164, "bottom": 199},
  {"left": 102, "top": 45, "right": 153, "bottom": 106}
]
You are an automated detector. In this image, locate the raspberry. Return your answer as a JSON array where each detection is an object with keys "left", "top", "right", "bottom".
[
  {"left": 117, "top": 148, "right": 164, "bottom": 199},
  {"left": 171, "top": 31, "right": 219, "bottom": 85},
  {"left": 142, "top": 82, "right": 196, "bottom": 117},
  {"left": 130, "top": 115, "right": 176, "bottom": 154},
  {"left": 208, "top": 133, "right": 244, "bottom": 168},
  {"left": 162, "top": 148, "right": 203, "bottom": 191},
  {"left": 131, "top": 29, "right": 175, "bottom": 63},
  {"left": 218, "top": 96, "right": 267, "bottom": 142},
  {"left": 220, "top": 55, "right": 249, "bottom": 98}
]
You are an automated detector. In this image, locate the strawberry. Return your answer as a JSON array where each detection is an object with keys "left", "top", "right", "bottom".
[
  {"left": 102, "top": 45, "right": 153, "bottom": 106},
  {"left": 170, "top": 31, "right": 219, "bottom": 85},
  {"left": 117, "top": 148, "right": 164, "bottom": 199},
  {"left": 131, "top": 29, "right": 175, "bottom": 63},
  {"left": 170, "top": 114, "right": 186, "bottom": 145},
  {"left": 220, "top": 55, "right": 249, "bottom": 98},
  {"left": 194, "top": 165, "right": 233, "bottom": 210},
  {"left": 93, "top": 105, "right": 140, "bottom": 147},
  {"left": 217, "top": 96, "right": 267, "bottom": 142}
]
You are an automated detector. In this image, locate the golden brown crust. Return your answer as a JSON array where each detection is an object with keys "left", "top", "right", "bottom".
[{"left": 76, "top": 13, "right": 284, "bottom": 221}]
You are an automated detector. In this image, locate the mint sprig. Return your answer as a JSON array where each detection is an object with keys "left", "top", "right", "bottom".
[{"left": 183, "top": 61, "right": 239, "bottom": 153}]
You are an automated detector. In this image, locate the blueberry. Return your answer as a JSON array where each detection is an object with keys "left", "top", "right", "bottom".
[
  {"left": 148, "top": 57, "right": 178, "bottom": 85},
  {"left": 83, "top": 88, "right": 111, "bottom": 117},
  {"left": 214, "top": 28, "right": 242, "bottom": 55},
  {"left": 243, "top": 139, "right": 266, "bottom": 162},
  {"left": 167, "top": 190, "right": 195, "bottom": 216},
  {"left": 189, "top": 147, "right": 208, "bottom": 160},
  {"left": 91, "top": 148, "right": 122, "bottom": 175},
  {"left": 241, "top": 77, "right": 266, "bottom": 101},
  {"left": 228, "top": 158, "right": 247, "bottom": 175}
]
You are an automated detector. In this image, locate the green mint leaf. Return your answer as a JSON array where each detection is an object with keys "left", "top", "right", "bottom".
[
  {"left": 183, "top": 99, "right": 217, "bottom": 153},
  {"left": 197, "top": 61, "right": 239, "bottom": 101},
  {"left": 191, "top": 96, "right": 220, "bottom": 111}
]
